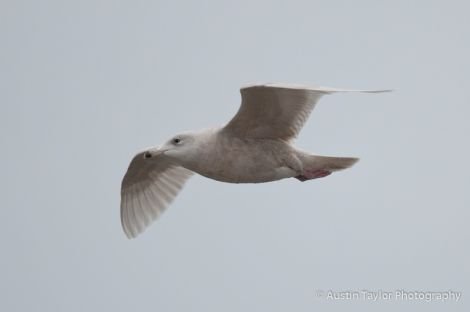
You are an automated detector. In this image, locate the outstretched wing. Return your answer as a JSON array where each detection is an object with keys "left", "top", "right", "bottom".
[
  {"left": 223, "top": 83, "right": 390, "bottom": 141},
  {"left": 120, "top": 151, "right": 193, "bottom": 238}
]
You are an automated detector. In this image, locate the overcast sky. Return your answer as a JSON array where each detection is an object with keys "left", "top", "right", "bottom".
[{"left": 1, "top": 1, "right": 469, "bottom": 311}]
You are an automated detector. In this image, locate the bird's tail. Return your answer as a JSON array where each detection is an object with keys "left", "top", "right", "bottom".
[
  {"left": 295, "top": 153, "right": 359, "bottom": 181},
  {"left": 306, "top": 155, "right": 359, "bottom": 171}
]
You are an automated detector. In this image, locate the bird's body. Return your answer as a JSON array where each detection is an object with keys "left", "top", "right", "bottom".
[
  {"left": 179, "top": 129, "right": 298, "bottom": 183},
  {"left": 120, "top": 83, "right": 390, "bottom": 238}
]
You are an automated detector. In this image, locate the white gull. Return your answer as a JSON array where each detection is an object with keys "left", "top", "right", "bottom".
[{"left": 120, "top": 83, "right": 390, "bottom": 238}]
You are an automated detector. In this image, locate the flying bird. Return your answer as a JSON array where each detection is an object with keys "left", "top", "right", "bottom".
[{"left": 121, "top": 84, "right": 389, "bottom": 238}]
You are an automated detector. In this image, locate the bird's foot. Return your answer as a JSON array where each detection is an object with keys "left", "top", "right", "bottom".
[{"left": 295, "top": 169, "right": 331, "bottom": 182}]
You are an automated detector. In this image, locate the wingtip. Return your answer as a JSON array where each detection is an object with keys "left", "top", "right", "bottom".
[
  {"left": 122, "top": 226, "right": 135, "bottom": 239},
  {"left": 318, "top": 87, "right": 394, "bottom": 94},
  {"left": 123, "top": 229, "right": 135, "bottom": 239},
  {"left": 361, "top": 89, "right": 394, "bottom": 93}
]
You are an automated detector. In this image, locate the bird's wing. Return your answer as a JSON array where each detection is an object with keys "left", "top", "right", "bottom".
[
  {"left": 223, "top": 83, "right": 391, "bottom": 141},
  {"left": 120, "top": 151, "right": 193, "bottom": 238}
]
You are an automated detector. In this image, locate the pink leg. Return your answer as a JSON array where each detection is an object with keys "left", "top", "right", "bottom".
[{"left": 295, "top": 169, "right": 331, "bottom": 182}]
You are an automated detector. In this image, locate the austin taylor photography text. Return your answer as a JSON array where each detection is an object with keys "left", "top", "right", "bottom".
[{"left": 315, "top": 289, "right": 461, "bottom": 302}]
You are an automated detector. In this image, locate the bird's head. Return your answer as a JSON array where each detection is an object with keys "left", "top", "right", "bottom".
[{"left": 143, "top": 132, "right": 198, "bottom": 163}]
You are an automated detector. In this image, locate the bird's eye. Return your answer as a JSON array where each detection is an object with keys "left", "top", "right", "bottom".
[{"left": 172, "top": 138, "right": 181, "bottom": 144}]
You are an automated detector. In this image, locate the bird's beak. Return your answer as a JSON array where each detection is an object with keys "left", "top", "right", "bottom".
[{"left": 143, "top": 147, "right": 168, "bottom": 159}]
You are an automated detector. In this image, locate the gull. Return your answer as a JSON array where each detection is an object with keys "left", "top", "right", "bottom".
[{"left": 120, "top": 83, "right": 389, "bottom": 238}]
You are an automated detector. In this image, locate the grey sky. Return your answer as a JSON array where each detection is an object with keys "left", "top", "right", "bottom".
[{"left": 1, "top": 1, "right": 469, "bottom": 311}]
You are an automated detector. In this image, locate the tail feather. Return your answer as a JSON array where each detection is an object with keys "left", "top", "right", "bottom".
[
  {"left": 309, "top": 155, "right": 359, "bottom": 172},
  {"left": 294, "top": 153, "right": 359, "bottom": 181}
]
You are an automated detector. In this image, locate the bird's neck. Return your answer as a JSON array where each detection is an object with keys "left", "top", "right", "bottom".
[{"left": 179, "top": 128, "right": 222, "bottom": 173}]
